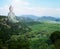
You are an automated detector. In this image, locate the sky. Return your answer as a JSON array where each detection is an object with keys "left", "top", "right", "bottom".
[{"left": 0, "top": 0, "right": 60, "bottom": 17}]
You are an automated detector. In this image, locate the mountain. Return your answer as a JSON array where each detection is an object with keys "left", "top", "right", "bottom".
[
  {"left": 17, "top": 15, "right": 60, "bottom": 22},
  {"left": 16, "top": 15, "right": 38, "bottom": 22},
  {"left": 20, "top": 15, "right": 38, "bottom": 19},
  {"left": 0, "top": 15, "right": 31, "bottom": 33},
  {"left": 55, "top": 18, "right": 60, "bottom": 22},
  {"left": 1, "top": 15, "right": 60, "bottom": 23},
  {"left": 37, "top": 16, "right": 56, "bottom": 22}
]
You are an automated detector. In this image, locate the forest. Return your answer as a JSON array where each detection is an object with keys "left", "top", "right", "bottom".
[{"left": 0, "top": 16, "right": 60, "bottom": 49}]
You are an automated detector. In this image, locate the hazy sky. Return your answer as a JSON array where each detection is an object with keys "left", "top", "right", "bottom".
[{"left": 0, "top": 0, "right": 60, "bottom": 17}]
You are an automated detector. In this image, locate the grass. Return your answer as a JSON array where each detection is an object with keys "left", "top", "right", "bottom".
[
  {"left": 29, "top": 22, "right": 60, "bottom": 36},
  {"left": 28, "top": 22, "right": 60, "bottom": 49}
]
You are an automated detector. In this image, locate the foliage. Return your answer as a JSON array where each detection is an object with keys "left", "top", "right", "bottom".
[{"left": 0, "top": 16, "right": 60, "bottom": 49}]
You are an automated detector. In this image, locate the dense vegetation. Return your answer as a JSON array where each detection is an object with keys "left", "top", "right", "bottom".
[
  {"left": 29, "top": 22, "right": 60, "bottom": 49},
  {"left": 0, "top": 16, "right": 60, "bottom": 49}
]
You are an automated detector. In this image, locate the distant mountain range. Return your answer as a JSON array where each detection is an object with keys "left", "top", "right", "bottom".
[
  {"left": 16, "top": 15, "right": 60, "bottom": 22},
  {"left": 0, "top": 15, "right": 60, "bottom": 23}
]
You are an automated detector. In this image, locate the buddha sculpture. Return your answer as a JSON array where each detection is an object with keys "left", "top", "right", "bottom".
[{"left": 8, "top": 6, "right": 19, "bottom": 23}]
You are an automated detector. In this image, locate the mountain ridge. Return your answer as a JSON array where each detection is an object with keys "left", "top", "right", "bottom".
[
  {"left": 0, "top": 15, "right": 60, "bottom": 22},
  {"left": 16, "top": 15, "right": 60, "bottom": 22}
]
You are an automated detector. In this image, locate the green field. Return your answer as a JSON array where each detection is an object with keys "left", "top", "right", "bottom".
[
  {"left": 28, "top": 22, "right": 60, "bottom": 49},
  {"left": 30, "top": 22, "right": 60, "bottom": 34}
]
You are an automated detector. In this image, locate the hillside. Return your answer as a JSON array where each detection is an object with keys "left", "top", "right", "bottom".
[
  {"left": 0, "top": 16, "right": 31, "bottom": 49},
  {"left": 0, "top": 15, "right": 60, "bottom": 49}
]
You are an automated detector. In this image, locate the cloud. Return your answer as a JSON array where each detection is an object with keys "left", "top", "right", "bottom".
[
  {"left": 0, "top": 0, "right": 30, "bottom": 15},
  {"left": 0, "top": 6, "right": 9, "bottom": 15},
  {"left": 0, "top": 0, "right": 60, "bottom": 17},
  {"left": 11, "top": 0, "right": 30, "bottom": 7},
  {"left": 14, "top": 7, "right": 60, "bottom": 17}
]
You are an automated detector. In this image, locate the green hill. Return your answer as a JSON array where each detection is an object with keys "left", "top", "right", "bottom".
[
  {"left": 0, "top": 16, "right": 31, "bottom": 49},
  {"left": 0, "top": 15, "right": 59, "bottom": 49}
]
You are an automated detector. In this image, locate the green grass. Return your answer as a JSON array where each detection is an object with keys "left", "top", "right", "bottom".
[
  {"left": 29, "top": 22, "right": 60, "bottom": 36},
  {"left": 28, "top": 22, "right": 60, "bottom": 49}
]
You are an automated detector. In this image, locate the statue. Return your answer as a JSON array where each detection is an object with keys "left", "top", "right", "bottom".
[{"left": 8, "top": 6, "right": 19, "bottom": 23}]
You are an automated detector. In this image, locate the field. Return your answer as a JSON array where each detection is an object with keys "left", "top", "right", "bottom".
[
  {"left": 30, "top": 22, "right": 60, "bottom": 34},
  {"left": 28, "top": 22, "right": 60, "bottom": 49}
]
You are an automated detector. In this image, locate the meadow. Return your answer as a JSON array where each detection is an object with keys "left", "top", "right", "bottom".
[{"left": 28, "top": 22, "right": 60, "bottom": 49}]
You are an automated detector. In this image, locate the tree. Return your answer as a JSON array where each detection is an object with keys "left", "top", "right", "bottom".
[{"left": 50, "top": 31, "right": 60, "bottom": 49}]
